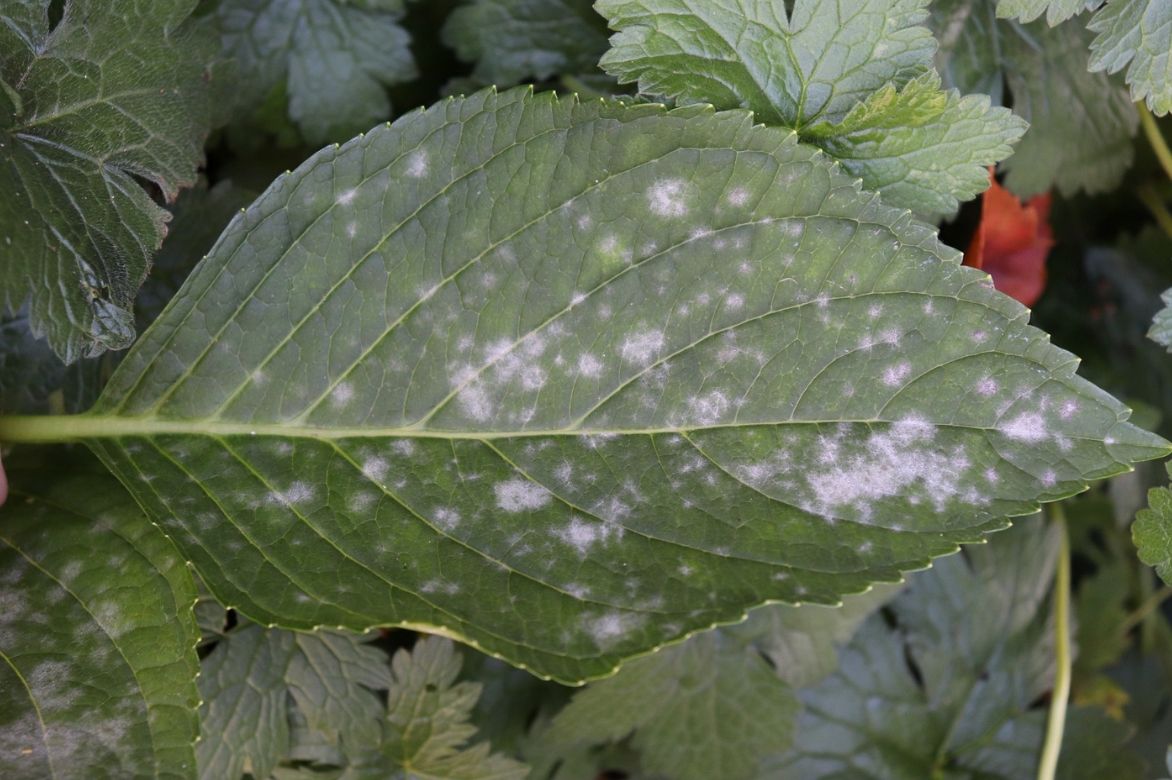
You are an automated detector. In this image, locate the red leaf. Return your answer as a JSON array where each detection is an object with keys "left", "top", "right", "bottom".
[{"left": 964, "top": 172, "right": 1053, "bottom": 307}]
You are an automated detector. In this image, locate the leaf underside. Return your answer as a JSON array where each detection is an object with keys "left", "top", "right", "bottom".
[
  {"left": 0, "top": 453, "right": 200, "bottom": 780},
  {"left": 74, "top": 88, "right": 1165, "bottom": 683}
]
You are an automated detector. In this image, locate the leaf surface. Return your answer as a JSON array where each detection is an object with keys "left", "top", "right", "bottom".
[
  {"left": 0, "top": 0, "right": 213, "bottom": 361},
  {"left": 596, "top": 0, "right": 1023, "bottom": 219},
  {"left": 443, "top": 0, "right": 610, "bottom": 87},
  {"left": 774, "top": 521, "right": 1144, "bottom": 778},
  {"left": 0, "top": 452, "right": 200, "bottom": 779},
  {"left": 29, "top": 88, "right": 1165, "bottom": 683},
  {"left": 1133, "top": 463, "right": 1172, "bottom": 584},
  {"left": 205, "top": 0, "right": 417, "bottom": 143},
  {"left": 1149, "top": 289, "right": 1172, "bottom": 351}
]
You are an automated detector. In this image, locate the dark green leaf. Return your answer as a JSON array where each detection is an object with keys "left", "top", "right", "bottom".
[{"left": 1133, "top": 463, "right": 1172, "bottom": 584}]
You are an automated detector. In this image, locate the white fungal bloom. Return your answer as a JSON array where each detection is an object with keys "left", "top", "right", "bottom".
[
  {"left": 494, "top": 479, "right": 552, "bottom": 512},
  {"left": 647, "top": 178, "right": 689, "bottom": 217}
]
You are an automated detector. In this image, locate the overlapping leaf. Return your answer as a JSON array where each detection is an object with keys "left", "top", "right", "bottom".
[
  {"left": 596, "top": 0, "right": 1025, "bottom": 219},
  {"left": 0, "top": 0, "right": 213, "bottom": 362},
  {"left": 931, "top": 0, "right": 1139, "bottom": 198},
  {"left": 443, "top": 0, "right": 611, "bottom": 87},
  {"left": 0, "top": 451, "right": 200, "bottom": 779},
  {"left": 774, "top": 521, "right": 1144, "bottom": 778},
  {"left": 12, "top": 88, "right": 1163, "bottom": 683},
  {"left": 203, "top": 0, "right": 417, "bottom": 143},
  {"left": 1133, "top": 463, "right": 1172, "bottom": 584}
]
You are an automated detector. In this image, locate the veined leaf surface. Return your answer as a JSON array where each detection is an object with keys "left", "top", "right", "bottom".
[{"left": 8, "top": 88, "right": 1165, "bottom": 683}]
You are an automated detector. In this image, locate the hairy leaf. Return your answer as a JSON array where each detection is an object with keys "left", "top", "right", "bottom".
[
  {"left": 1149, "top": 288, "right": 1172, "bottom": 351},
  {"left": 197, "top": 625, "right": 390, "bottom": 779},
  {"left": 931, "top": 0, "right": 1138, "bottom": 198},
  {"left": 775, "top": 521, "right": 1144, "bottom": 778},
  {"left": 994, "top": 0, "right": 1095, "bottom": 25},
  {"left": 204, "top": 0, "right": 417, "bottom": 143},
  {"left": 0, "top": 451, "right": 200, "bottom": 779},
  {"left": 443, "top": 0, "right": 610, "bottom": 87},
  {"left": 0, "top": 0, "right": 213, "bottom": 362},
  {"left": 6, "top": 88, "right": 1164, "bottom": 682},
  {"left": 1133, "top": 463, "right": 1172, "bottom": 584},
  {"left": 596, "top": 0, "right": 1023, "bottom": 219}
]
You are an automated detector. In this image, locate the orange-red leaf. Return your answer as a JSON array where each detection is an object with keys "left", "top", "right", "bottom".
[{"left": 964, "top": 173, "right": 1054, "bottom": 307}]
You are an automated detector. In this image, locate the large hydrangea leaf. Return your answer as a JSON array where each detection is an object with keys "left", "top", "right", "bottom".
[
  {"left": 204, "top": 0, "right": 417, "bottom": 144},
  {"left": 0, "top": 0, "right": 213, "bottom": 363},
  {"left": 0, "top": 452, "right": 200, "bottom": 779},
  {"left": 0, "top": 89, "right": 1164, "bottom": 683},
  {"left": 595, "top": 0, "right": 1025, "bottom": 220}
]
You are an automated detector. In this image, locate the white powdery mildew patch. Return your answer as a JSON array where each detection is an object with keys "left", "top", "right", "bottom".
[
  {"left": 976, "top": 377, "right": 998, "bottom": 396},
  {"left": 335, "top": 188, "right": 357, "bottom": 205},
  {"left": 494, "top": 479, "right": 552, "bottom": 512},
  {"left": 727, "top": 186, "right": 750, "bottom": 207},
  {"left": 577, "top": 353, "right": 603, "bottom": 378},
  {"left": 583, "top": 611, "right": 645, "bottom": 649},
  {"left": 619, "top": 329, "right": 665, "bottom": 365},
  {"left": 433, "top": 507, "right": 462, "bottom": 531},
  {"left": 458, "top": 383, "right": 494, "bottom": 422},
  {"left": 331, "top": 382, "right": 355, "bottom": 407},
  {"left": 688, "top": 390, "right": 731, "bottom": 425},
  {"left": 347, "top": 492, "right": 377, "bottom": 513},
  {"left": 391, "top": 440, "right": 416, "bottom": 456},
  {"left": 361, "top": 456, "right": 389, "bottom": 483},
  {"left": 647, "top": 178, "right": 689, "bottom": 217},
  {"left": 406, "top": 150, "right": 429, "bottom": 178},
  {"left": 555, "top": 515, "right": 620, "bottom": 556},
  {"left": 804, "top": 416, "right": 977, "bottom": 518},
  {"left": 999, "top": 412, "right": 1048, "bottom": 442},
  {"left": 269, "top": 481, "right": 315, "bottom": 507},
  {"left": 882, "top": 362, "right": 912, "bottom": 387}
]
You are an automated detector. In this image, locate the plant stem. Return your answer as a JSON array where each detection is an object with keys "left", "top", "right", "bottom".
[
  {"left": 1138, "top": 184, "right": 1172, "bottom": 241},
  {"left": 1121, "top": 583, "right": 1172, "bottom": 636},
  {"left": 1038, "top": 504, "right": 1071, "bottom": 780},
  {"left": 1140, "top": 102, "right": 1172, "bottom": 182}
]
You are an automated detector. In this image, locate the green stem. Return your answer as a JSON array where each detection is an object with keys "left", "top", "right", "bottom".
[
  {"left": 1140, "top": 102, "right": 1172, "bottom": 182},
  {"left": 1121, "top": 583, "right": 1172, "bottom": 637},
  {"left": 1138, "top": 185, "right": 1172, "bottom": 241},
  {"left": 1038, "top": 504, "right": 1071, "bottom": 780}
]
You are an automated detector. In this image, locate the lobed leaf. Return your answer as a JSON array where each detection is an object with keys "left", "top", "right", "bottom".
[
  {"left": 16, "top": 87, "right": 1163, "bottom": 683},
  {"left": 0, "top": 0, "right": 213, "bottom": 362},
  {"left": 0, "top": 452, "right": 200, "bottom": 779},
  {"left": 1133, "top": 463, "right": 1172, "bottom": 585},
  {"left": 596, "top": 0, "right": 1024, "bottom": 219}
]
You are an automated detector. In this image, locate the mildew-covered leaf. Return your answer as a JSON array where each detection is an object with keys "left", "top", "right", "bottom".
[
  {"left": 0, "top": 451, "right": 200, "bottom": 779},
  {"left": 595, "top": 0, "right": 1023, "bottom": 219},
  {"left": 0, "top": 0, "right": 213, "bottom": 363},
  {"left": 5, "top": 88, "right": 1165, "bottom": 683}
]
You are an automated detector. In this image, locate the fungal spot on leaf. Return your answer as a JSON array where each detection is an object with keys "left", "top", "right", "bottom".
[
  {"left": 1000, "top": 412, "right": 1048, "bottom": 442},
  {"left": 406, "top": 150, "right": 429, "bottom": 178},
  {"left": 647, "top": 178, "right": 689, "bottom": 217},
  {"left": 620, "top": 329, "right": 665, "bottom": 365},
  {"left": 494, "top": 479, "right": 552, "bottom": 512}
]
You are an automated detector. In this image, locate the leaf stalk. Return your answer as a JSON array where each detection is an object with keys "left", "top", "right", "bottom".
[{"left": 1037, "top": 504, "right": 1071, "bottom": 780}]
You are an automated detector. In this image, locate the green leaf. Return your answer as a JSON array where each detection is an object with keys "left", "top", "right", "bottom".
[
  {"left": 994, "top": 0, "right": 1094, "bottom": 25},
  {"left": 1133, "top": 463, "right": 1172, "bottom": 584},
  {"left": 442, "top": 0, "right": 610, "bottom": 87},
  {"left": 802, "top": 71, "right": 1026, "bottom": 220},
  {"left": 196, "top": 624, "right": 389, "bottom": 779},
  {"left": 1149, "top": 289, "right": 1172, "bottom": 351},
  {"left": 931, "top": 0, "right": 1139, "bottom": 198},
  {"left": 381, "top": 637, "right": 527, "bottom": 779},
  {"left": 0, "top": 450, "right": 200, "bottom": 779},
  {"left": 545, "top": 632, "right": 797, "bottom": 780},
  {"left": 205, "top": 0, "right": 417, "bottom": 144},
  {"left": 0, "top": 0, "right": 214, "bottom": 362},
  {"left": 596, "top": 0, "right": 1023, "bottom": 218},
  {"left": 775, "top": 521, "right": 1144, "bottom": 778},
  {"left": 11, "top": 88, "right": 1165, "bottom": 683}
]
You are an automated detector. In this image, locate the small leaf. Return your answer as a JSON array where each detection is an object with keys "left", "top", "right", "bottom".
[
  {"left": 205, "top": 0, "right": 417, "bottom": 144},
  {"left": 1148, "top": 288, "right": 1172, "bottom": 351},
  {"left": 27, "top": 88, "right": 1166, "bottom": 683},
  {"left": 0, "top": 450, "right": 200, "bottom": 779},
  {"left": 597, "top": 0, "right": 1023, "bottom": 218},
  {"left": 775, "top": 521, "right": 1144, "bottom": 778},
  {"left": 994, "top": 0, "right": 1093, "bottom": 25},
  {"left": 0, "top": 0, "right": 214, "bottom": 361},
  {"left": 964, "top": 172, "right": 1053, "bottom": 307},
  {"left": 443, "top": 0, "right": 611, "bottom": 87},
  {"left": 1133, "top": 463, "right": 1172, "bottom": 584},
  {"left": 197, "top": 625, "right": 390, "bottom": 779}
]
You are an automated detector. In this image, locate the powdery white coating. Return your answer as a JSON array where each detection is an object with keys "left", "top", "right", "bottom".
[
  {"left": 457, "top": 383, "right": 494, "bottom": 422},
  {"left": 555, "top": 516, "right": 619, "bottom": 555},
  {"left": 583, "top": 611, "right": 645, "bottom": 649},
  {"left": 361, "top": 456, "right": 389, "bottom": 482},
  {"left": 391, "top": 440, "right": 416, "bottom": 456},
  {"left": 271, "top": 481, "right": 315, "bottom": 506},
  {"left": 347, "top": 492, "right": 377, "bottom": 513},
  {"left": 725, "top": 293, "right": 745, "bottom": 311},
  {"left": 804, "top": 416, "right": 976, "bottom": 518},
  {"left": 577, "top": 353, "right": 603, "bottom": 378},
  {"left": 331, "top": 382, "right": 355, "bottom": 406},
  {"left": 1059, "top": 399, "right": 1079, "bottom": 419},
  {"left": 689, "top": 390, "right": 731, "bottom": 425},
  {"left": 1000, "top": 412, "right": 1048, "bottom": 442},
  {"left": 406, "top": 150, "right": 429, "bottom": 178},
  {"left": 976, "top": 377, "right": 999, "bottom": 396},
  {"left": 882, "top": 362, "right": 912, "bottom": 387},
  {"left": 727, "top": 186, "right": 750, "bottom": 206},
  {"left": 335, "top": 188, "right": 357, "bottom": 205},
  {"left": 494, "top": 479, "right": 552, "bottom": 512},
  {"left": 433, "top": 507, "right": 462, "bottom": 530},
  {"left": 619, "top": 329, "right": 665, "bottom": 365},
  {"left": 647, "top": 178, "right": 689, "bottom": 217}
]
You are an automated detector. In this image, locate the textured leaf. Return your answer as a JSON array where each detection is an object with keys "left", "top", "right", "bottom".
[
  {"left": 964, "top": 172, "right": 1053, "bottom": 307},
  {"left": 10, "top": 88, "right": 1165, "bottom": 683},
  {"left": 197, "top": 624, "right": 389, "bottom": 780},
  {"left": 0, "top": 0, "right": 213, "bottom": 362},
  {"left": 381, "top": 637, "right": 527, "bottom": 779},
  {"left": 775, "top": 521, "right": 1144, "bottom": 778},
  {"left": 0, "top": 451, "right": 200, "bottom": 779},
  {"left": 931, "top": 0, "right": 1139, "bottom": 198},
  {"left": 994, "top": 0, "right": 1096, "bottom": 25},
  {"left": 597, "top": 0, "right": 1022, "bottom": 218},
  {"left": 1133, "top": 463, "right": 1172, "bottom": 584},
  {"left": 443, "top": 0, "right": 610, "bottom": 87},
  {"left": 205, "top": 0, "right": 417, "bottom": 144},
  {"left": 1149, "top": 288, "right": 1172, "bottom": 351}
]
